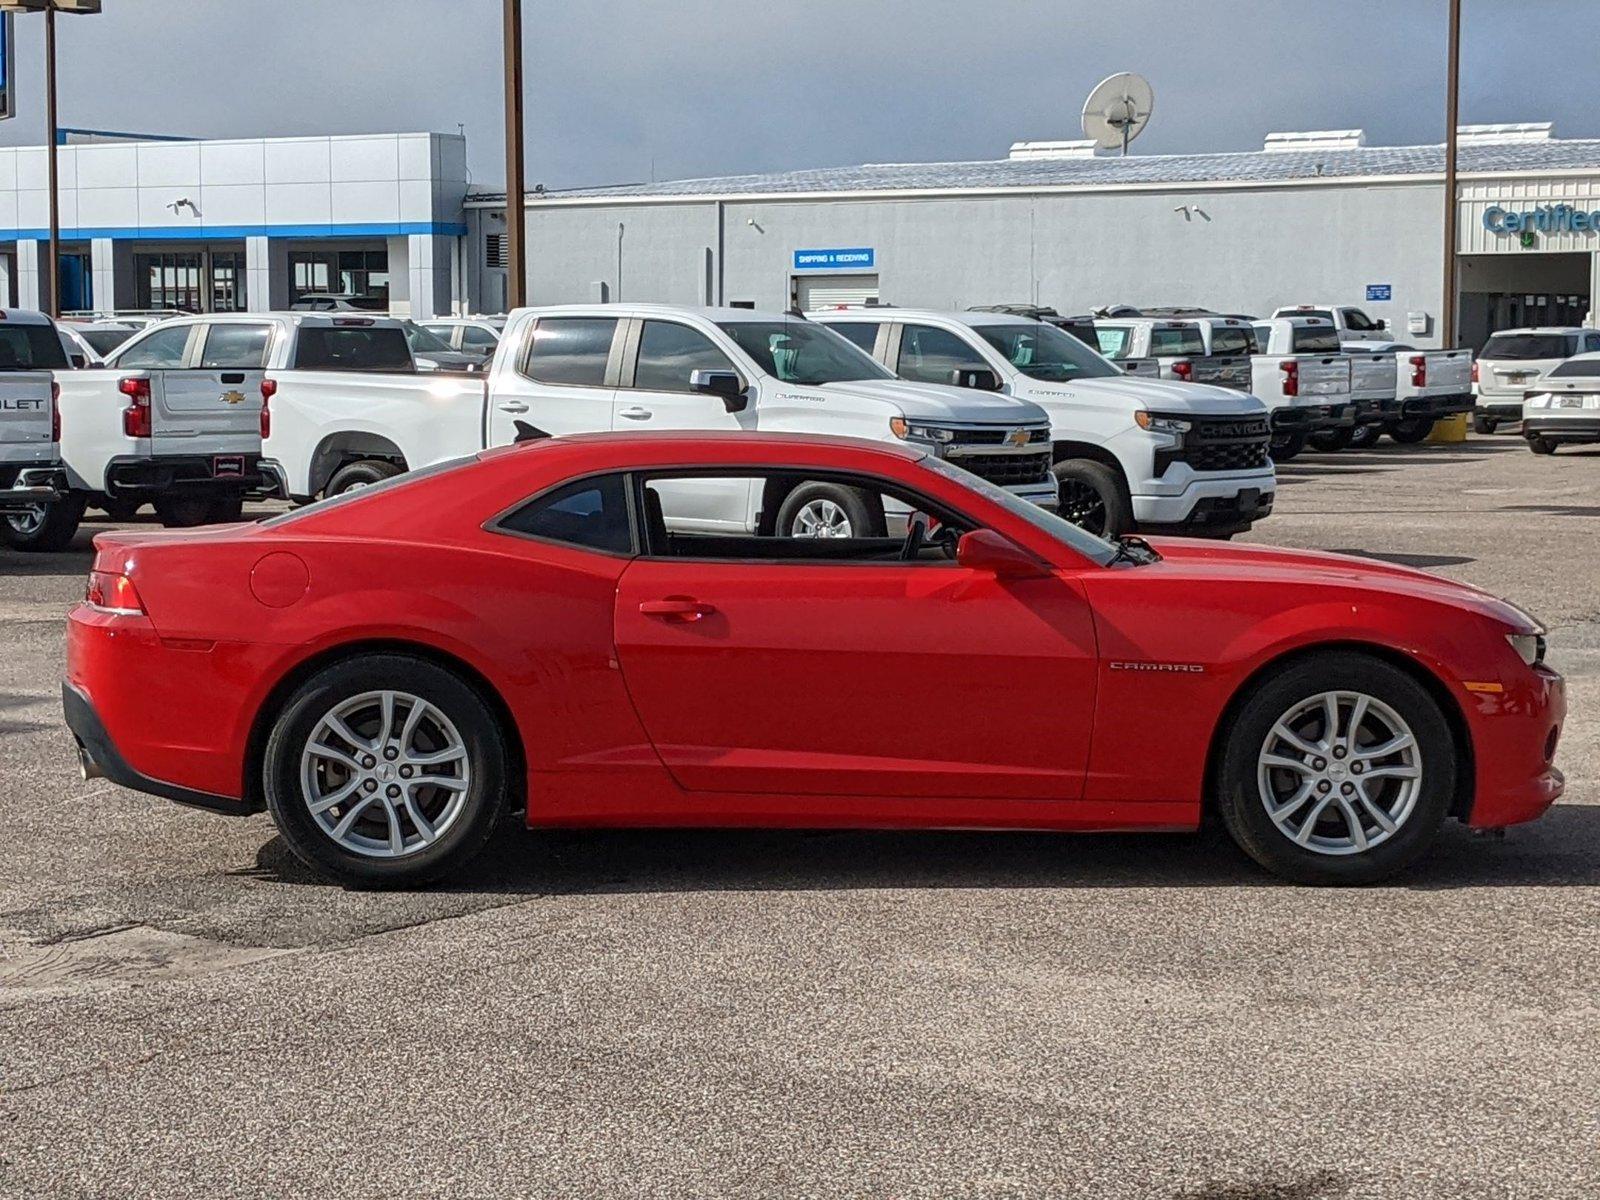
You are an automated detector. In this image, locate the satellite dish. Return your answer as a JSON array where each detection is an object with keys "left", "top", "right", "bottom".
[{"left": 1081, "top": 72, "right": 1155, "bottom": 156}]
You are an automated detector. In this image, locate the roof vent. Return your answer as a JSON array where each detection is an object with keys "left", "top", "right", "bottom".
[
  {"left": 1455, "top": 121, "right": 1553, "bottom": 146},
  {"left": 1008, "top": 139, "right": 1102, "bottom": 160},
  {"left": 1263, "top": 129, "right": 1366, "bottom": 153}
]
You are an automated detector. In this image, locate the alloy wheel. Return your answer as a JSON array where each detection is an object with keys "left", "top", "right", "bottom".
[
  {"left": 6, "top": 505, "right": 45, "bottom": 537},
  {"left": 1256, "top": 689, "right": 1422, "bottom": 856},
  {"left": 791, "top": 498, "right": 852, "bottom": 538},
  {"left": 299, "top": 689, "right": 471, "bottom": 858}
]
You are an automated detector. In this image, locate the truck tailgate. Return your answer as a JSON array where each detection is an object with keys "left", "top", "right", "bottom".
[
  {"left": 1416, "top": 350, "right": 1472, "bottom": 395},
  {"left": 1295, "top": 355, "right": 1351, "bottom": 398},
  {"left": 1347, "top": 353, "right": 1396, "bottom": 401},
  {"left": 0, "top": 370, "right": 55, "bottom": 461},
  {"left": 1189, "top": 355, "right": 1253, "bottom": 391},
  {"left": 150, "top": 368, "right": 264, "bottom": 455}
]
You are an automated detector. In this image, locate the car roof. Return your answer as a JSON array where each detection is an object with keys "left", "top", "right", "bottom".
[
  {"left": 479, "top": 429, "right": 926, "bottom": 467},
  {"left": 514, "top": 303, "right": 816, "bottom": 324},
  {"left": 1483, "top": 326, "right": 1589, "bottom": 337},
  {"left": 813, "top": 308, "right": 1038, "bottom": 328},
  {"left": 0, "top": 309, "right": 57, "bottom": 327}
]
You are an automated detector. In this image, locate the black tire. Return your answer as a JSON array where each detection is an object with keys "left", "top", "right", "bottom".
[
  {"left": 774, "top": 482, "right": 885, "bottom": 538},
  {"left": 1348, "top": 424, "right": 1382, "bottom": 449},
  {"left": 1268, "top": 432, "right": 1305, "bottom": 463},
  {"left": 262, "top": 654, "right": 511, "bottom": 887},
  {"left": 154, "top": 492, "right": 221, "bottom": 528},
  {"left": 1526, "top": 434, "right": 1557, "bottom": 456},
  {"left": 1215, "top": 651, "right": 1456, "bottom": 885},
  {"left": 325, "top": 459, "right": 404, "bottom": 498},
  {"left": 208, "top": 493, "right": 245, "bottom": 524},
  {"left": 0, "top": 492, "right": 86, "bottom": 552},
  {"left": 1386, "top": 417, "right": 1435, "bottom": 444},
  {"left": 1052, "top": 459, "right": 1132, "bottom": 538},
  {"left": 1307, "top": 426, "right": 1354, "bottom": 452},
  {"left": 1471, "top": 413, "right": 1498, "bottom": 436}
]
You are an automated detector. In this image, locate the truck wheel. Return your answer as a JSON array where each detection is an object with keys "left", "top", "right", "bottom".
[
  {"left": 154, "top": 492, "right": 223, "bottom": 528},
  {"left": 1348, "top": 424, "right": 1382, "bottom": 449},
  {"left": 0, "top": 493, "right": 86, "bottom": 552},
  {"left": 1527, "top": 434, "right": 1557, "bottom": 456},
  {"left": 208, "top": 493, "right": 245, "bottom": 524},
  {"left": 1471, "top": 413, "right": 1498, "bottom": 436},
  {"left": 1269, "top": 432, "right": 1305, "bottom": 463},
  {"left": 775, "top": 482, "right": 885, "bottom": 539},
  {"left": 99, "top": 499, "right": 144, "bottom": 521},
  {"left": 1386, "top": 418, "right": 1435, "bottom": 444},
  {"left": 1051, "top": 460, "right": 1131, "bottom": 538},
  {"left": 1307, "top": 427, "right": 1354, "bottom": 452},
  {"left": 326, "top": 459, "right": 404, "bottom": 498}
]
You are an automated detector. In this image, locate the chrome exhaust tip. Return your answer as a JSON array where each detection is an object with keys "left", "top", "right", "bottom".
[{"left": 77, "top": 743, "right": 104, "bottom": 782}]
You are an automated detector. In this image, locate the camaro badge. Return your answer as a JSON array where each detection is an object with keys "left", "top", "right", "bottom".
[
  {"left": 221, "top": 390, "right": 246, "bottom": 405},
  {"left": 1109, "top": 661, "right": 1206, "bottom": 674},
  {"left": 1006, "top": 429, "right": 1030, "bottom": 448}
]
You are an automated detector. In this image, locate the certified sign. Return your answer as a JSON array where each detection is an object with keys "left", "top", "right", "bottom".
[{"left": 793, "top": 247, "right": 875, "bottom": 271}]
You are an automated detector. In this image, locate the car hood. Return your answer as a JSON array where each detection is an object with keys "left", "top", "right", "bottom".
[
  {"left": 1019, "top": 375, "right": 1268, "bottom": 415},
  {"left": 1140, "top": 538, "right": 1536, "bottom": 627},
  {"left": 811, "top": 378, "right": 1050, "bottom": 426}
]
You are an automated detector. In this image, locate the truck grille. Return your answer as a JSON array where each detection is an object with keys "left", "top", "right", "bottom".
[
  {"left": 1156, "top": 415, "right": 1271, "bottom": 476},
  {"left": 952, "top": 426, "right": 1052, "bottom": 446},
  {"left": 950, "top": 450, "right": 1054, "bottom": 486}
]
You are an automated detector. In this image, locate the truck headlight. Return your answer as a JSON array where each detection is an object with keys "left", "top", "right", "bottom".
[
  {"left": 1507, "top": 632, "right": 1546, "bottom": 666},
  {"left": 889, "top": 417, "right": 954, "bottom": 442},
  {"left": 1133, "top": 411, "right": 1192, "bottom": 435}
]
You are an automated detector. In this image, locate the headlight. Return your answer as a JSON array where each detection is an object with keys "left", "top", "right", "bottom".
[
  {"left": 1507, "top": 632, "right": 1546, "bottom": 666},
  {"left": 889, "top": 417, "right": 954, "bottom": 442},
  {"left": 1133, "top": 411, "right": 1192, "bottom": 435}
]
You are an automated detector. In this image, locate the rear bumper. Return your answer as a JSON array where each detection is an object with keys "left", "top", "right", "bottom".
[
  {"left": 105, "top": 453, "right": 273, "bottom": 498},
  {"left": 1523, "top": 414, "right": 1600, "bottom": 442},
  {"left": 1272, "top": 402, "right": 1356, "bottom": 432},
  {"left": 0, "top": 466, "right": 65, "bottom": 512},
  {"left": 1384, "top": 392, "right": 1474, "bottom": 420},
  {"left": 63, "top": 680, "right": 258, "bottom": 815},
  {"left": 1474, "top": 398, "right": 1524, "bottom": 419}
]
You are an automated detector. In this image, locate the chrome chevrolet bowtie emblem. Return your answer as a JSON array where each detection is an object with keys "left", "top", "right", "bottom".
[
  {"left": 1006, "top": 429, "right": 1030, "bottom": 448},
  {"left": 221, "top": 390, "right": 246, "bottom": 406}
]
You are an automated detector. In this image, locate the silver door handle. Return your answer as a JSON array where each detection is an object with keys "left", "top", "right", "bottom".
[
  {"left": 499, "top": 401, "right": 529, "bottom": 413},
  {"left": 619, "top": 407, "right": 653, "bottom": 420}
]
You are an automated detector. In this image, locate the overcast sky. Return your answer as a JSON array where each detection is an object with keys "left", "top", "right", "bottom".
[{"left": 1, "top": 0, "right": 1594, "bottom": 189}]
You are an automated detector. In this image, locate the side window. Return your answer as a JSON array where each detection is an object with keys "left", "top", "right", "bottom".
[
  {"left": 896, "top": 324, "right": 988, "bottom": 385},
  {"left": 461, "top": 325, "right": 499, "bottom": 349},
  {"left": 522, "top": 318, "right": 618, "bottom": 387},
  {"left": 114, "top": 324, "right": 194, "bottom": 369},
  {"left": 420, "top": 323, "right": 458, "bottom": 346},
  {"left": 631, "top": 320, "right": 736, "bottom": 392},
  {"left": 1584, "top": 334, "right": 1600, "bottom": 354},
  {"left": 198, "top": 323, "right": 273, "bottom": 369},
  {"left": 1094, "top": 327, "right": 1131, "bottom": 359},
  {"left": 828, "top": 322, "right": 880, "bottom": 356},
  {"left": 497, "top": 474, "right": 633, "bottom": 555}
]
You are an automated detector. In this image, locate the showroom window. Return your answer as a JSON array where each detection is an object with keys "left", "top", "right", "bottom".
[
  {"left": 631, "top": 321, "right": 737, "bottom": 392},
  {"left": 522, "top": 318, "right": 618, "bottom": 387},
  {"left": 896, "top": 325, "right": 989, "bottom": 385},
  {"left": 497, "top": 474, "right": 633, "bottom": 555}
]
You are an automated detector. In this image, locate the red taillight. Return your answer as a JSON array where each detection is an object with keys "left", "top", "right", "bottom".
[
  {"left": 119, "top": 376, "right": 151, "bottom": 439},
  {"left": 260, "top": 378, "right": 276, "bottom": 438},
  {"left": 1172, "top": 359, "right": 1193, "bottom": 380},
  {"left": 50, "top": 380, "right": 60, "bottom": 442},
  {"left": 1471, "top": 360, "right": 1480, "bottom": 384},
  {"left": 84, "top": 570, "right": 145, "bottom": 615},
  {"left": 1280, "top": 359, "right": 1299, "bottom": 397},
  {"left": 1410, "top": 355, "right": 1427, "bottom": 388}
]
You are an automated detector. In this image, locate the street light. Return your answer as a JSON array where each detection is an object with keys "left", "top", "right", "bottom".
[{"left": 0, "top": 0, "right": 102, "bottom": 318}]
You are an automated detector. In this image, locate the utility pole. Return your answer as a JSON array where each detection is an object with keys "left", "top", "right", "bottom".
[
  {"left": 1441, "top": 0, "right": 1462, "bottom": 347},
  {"left": 502, "top": 0, "right": 526, "bottom": 309},
  {"left": 0, "top": 1, "right": 103, "bottom": 317}
]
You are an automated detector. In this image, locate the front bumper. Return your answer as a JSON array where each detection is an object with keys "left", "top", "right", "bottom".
[
  {"left": 1465, "top": 664, "right": 1565, "bottom": 829},
  {"left": 104, "top": 453, "right": 274, "bottom": 499},
  {"left": 1133, "top": 479, "right": 1275, "bottom": 532},
  {"left": 0, "top": 466, "right": 65, "bottom": 512}
]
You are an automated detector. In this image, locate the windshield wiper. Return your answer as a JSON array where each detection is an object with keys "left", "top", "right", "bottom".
[{"left": 1107, "top": 534, "right": 1161, "bottom": 567}]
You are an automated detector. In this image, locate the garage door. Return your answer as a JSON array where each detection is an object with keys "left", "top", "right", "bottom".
[{"left": 796, "top": 274, "right": 880, "bottom": 311}]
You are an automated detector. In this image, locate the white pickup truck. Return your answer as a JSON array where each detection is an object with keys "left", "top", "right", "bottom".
[
  {"left": 1090, "top": 315, "right": 1256, "bottom": 392},
  {"left": 262, "top": 305, "right": 1060, "bottom": 536},
  {"left": 813, "top": 308, "right": 1276, "bottom": 539},
  {"left": 1245, "top": 317, "right": 1355, "bottom": 461},
  {"left": 0, "top": 311, "right": 73, "bottom": 551},
  {"left": 1271, "top": 303, "right": 1394, "bottom": 347}
]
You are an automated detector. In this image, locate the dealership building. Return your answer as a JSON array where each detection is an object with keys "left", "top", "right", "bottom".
[
  {"left": 466, "top": 121, "right": 1600, "bottom": 348},
  {"left": 0, "top": 129, "right": 469, "bottom": 318}
]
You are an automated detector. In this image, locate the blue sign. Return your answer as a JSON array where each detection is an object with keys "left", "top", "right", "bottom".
[
  {"left": 1366, "top": 283, "right": 1392, "bottom": 302},
  {"left": 1484, "top": 204, "right": 1600, "bottom": 235},
  {"left": 793, "top": 247, "right": 875, "bottom": 271}
]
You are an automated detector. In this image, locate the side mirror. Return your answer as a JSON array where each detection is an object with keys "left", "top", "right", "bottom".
[
  {"left": 950, "top": 367, "right": 1001, "bottom": 391},
  {"left": 1376, "top": 318, "right": 1389, "bottom": 331},
  {"left": 955, "top": 529, "right": 1047, "bottom": 579},
  {"left": 691, "top": 368, "right": 748, "bottom": 412}
]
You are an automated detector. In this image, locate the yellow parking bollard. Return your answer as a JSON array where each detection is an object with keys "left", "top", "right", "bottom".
[{"left": 1429, "top": 413, "right": 1469, "bottom": 443}]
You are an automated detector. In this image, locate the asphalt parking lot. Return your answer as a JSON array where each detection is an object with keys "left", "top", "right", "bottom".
[{"left": 2, "top": 434, "right": 1597, "bottom": 1199}]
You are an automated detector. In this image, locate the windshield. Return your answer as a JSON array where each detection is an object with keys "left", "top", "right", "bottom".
[
  {"left": 920, "top": 455, "right": 1118, "bottom": 566},
  {"left": 402, "top": 321, "right": 458, "bottom": 354},
  {"left": 715, "top": 320, "right": 893, "bottom": 384},
  {"left": 973, "top": 322, "right": 1119, "bottom": 381},
  {"left": 0, "top": 323, "right": 69, "bottom": 370},
  {"left": 1482, "top": 333, "right": 1579, "bottom": 361},
  {"left": 79, "top": 328, "right": 135, "bottom": 355}
]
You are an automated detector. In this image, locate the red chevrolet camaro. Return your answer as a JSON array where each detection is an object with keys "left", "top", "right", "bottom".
[{"left": 64, "top": 432, "right": 1564, "bottom": 886}]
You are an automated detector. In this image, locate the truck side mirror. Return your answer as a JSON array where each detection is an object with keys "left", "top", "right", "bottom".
[
  {"left": 1376, "top": 318, "right": 1388, "bottom": 331},
  {"left": 950, "top": 367, "right": 1000, "bottom": 391},
  {"left": 690, "top": 369, "right": 748, "bottom": 412},
  {"left": 955, "top": 529, "right": 1047, "bottom": 579}
]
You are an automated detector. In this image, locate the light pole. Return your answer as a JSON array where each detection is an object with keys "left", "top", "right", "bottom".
[
  {"left": 1441, "top": 0, "right": 1462, "bottom": 348},
  {"left": 0, "top": 0, "right": 101, "bottom": 318},
  {"left": 502, "top": 0, "right": 526, "bottom": 310}
]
